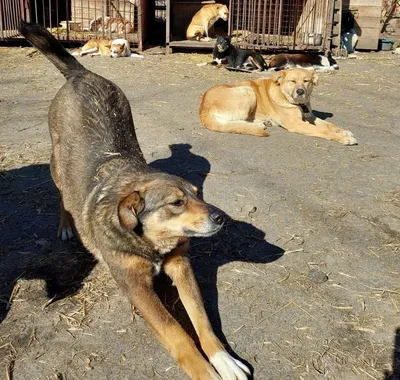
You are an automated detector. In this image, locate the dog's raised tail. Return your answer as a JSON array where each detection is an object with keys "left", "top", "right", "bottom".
[{"left": 18, "top": 21, "right": 85, "bottom": 78}]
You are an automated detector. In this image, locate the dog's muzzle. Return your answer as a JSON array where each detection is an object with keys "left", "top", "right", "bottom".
[
  {"left": 217, "top": 44, "right": 227, "bottom": 53},
  {"left": 295, "top": 87, "right": 306, "bottom": 98}
]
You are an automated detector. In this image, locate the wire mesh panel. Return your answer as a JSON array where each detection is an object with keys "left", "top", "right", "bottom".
[
  {"left": 0, "top": 0, "right": 26, "bottom": 39},
  {"left": 229, "top": 0, "right": 332, "bottom": 51},
  {"left": 0, "top": 0, "right": 141, "bottom": 47},
  {"left": 50, "top": 0, "right": 139, "bottom": 45}
]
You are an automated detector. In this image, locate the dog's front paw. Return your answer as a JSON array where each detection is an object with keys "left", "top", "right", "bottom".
[
  {"left": 210, "top": 351, "right": 251, "bottom": 380},
  {"left": 197, "top": 62, "right": 208, "bottom": 67},
  {"left": 339, "top": 129, "right": 358, "bottom": 145}
]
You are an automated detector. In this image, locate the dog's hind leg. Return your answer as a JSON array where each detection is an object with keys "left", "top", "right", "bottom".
[
  {"left": 205, "top": 116, "right": 269, "bottom": 137},
  {"left": 80, "top": 47, "right": 98, "bottom": 56},
  {"left": 57, "top": 201, "right": 75, "bottom": 240},
  {"left": 200, "top": 86, "right": 269, "bottom": 137},
  {"left": 50, "top": 150, "right": 75, "bottom": 240},
  {"left": 105, "top": 254, "right": 221, "bottom": 380},
  {"left": 249, "top": 55, "right": 266, "bottom": 71},
  {"left": 163, "top": 244, "right": 251, "bottom": 380}
]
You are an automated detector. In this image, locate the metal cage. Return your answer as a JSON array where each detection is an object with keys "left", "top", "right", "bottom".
[
  {"left": 0, "top": 0, "right": 145, "bottom": 48},
  {"left": 229, "top": 0, "right": 333, "bottom": 50}
]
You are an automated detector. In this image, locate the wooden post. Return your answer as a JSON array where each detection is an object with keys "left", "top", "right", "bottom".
[{"left": 166, "top": 0, "right": 170, "bottom": 54}]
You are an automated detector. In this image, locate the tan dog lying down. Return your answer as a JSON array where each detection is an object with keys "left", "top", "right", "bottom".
[
  {"left": 186, "top": 3, "right": 229, "bottom": 41},
  {"left": 73, "top": 38, "right": 143, "bottom": 58},
  {"left": 199, "top": 68, "right": 357, "bottom": 145}
]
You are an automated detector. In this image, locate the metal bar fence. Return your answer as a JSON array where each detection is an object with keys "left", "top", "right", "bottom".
[
  {"left": 0, "top": 0, "right": 141, "bottom": 47},
  {"left": 230, "top": 0, "right": 332, "bottom": 51}
]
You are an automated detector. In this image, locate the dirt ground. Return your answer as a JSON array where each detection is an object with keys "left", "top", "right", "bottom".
[{"left": 0, "top": 46, "right": 399, "bottom": 380}]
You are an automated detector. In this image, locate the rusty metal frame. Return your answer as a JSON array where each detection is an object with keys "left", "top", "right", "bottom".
[
  {"left": 229, "top": 0, "right": 334, "bottom": 51},
  {"left": 0, "top": 0, "right": 142, "bottom": 48}
]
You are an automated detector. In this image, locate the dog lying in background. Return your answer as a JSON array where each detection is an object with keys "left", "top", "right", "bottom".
[
  {"left": 19, "top": 21, "right": 251, "bottom": 380},
  {"left": 212, "top": 35, "right": 267, "bottom": 71},
  {"left": 89, "top": 16, "right": 134, "bottom": 35},
  {"left": 268, "top": 51, "right": 339, "bottom": 72},
  {"left": 72, "top": 38, "right": 143, "bottom": 58},
  {"left": 186, "top": 3, "right": 229, "bottom": 41},
  {"left": 197, "top": 36, "right": 267, "bottom": 71},
  {"left": 199, "top": 68, "right": 357, "bottom": 145}
]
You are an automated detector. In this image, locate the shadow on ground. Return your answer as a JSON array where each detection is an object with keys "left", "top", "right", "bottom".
[
  {"left": 0, "top": 164, "right": 97, "bottom": 322},
  {"left": 151, "top": 144, "right": 284, "bottom": 371},
  {"left": 385, "top": 328, "right": 400, "bottom": 380},
  {"left": 1, "top": 146, "right": 283, "bottom": 375},
  {"left": 312, "top": 110, "right": 334, "bottom": 120}
]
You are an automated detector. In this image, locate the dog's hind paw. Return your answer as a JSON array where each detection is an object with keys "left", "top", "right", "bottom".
[
  {"left": 59, "top": 227, "right": 74, "bottom": 241},
  {"left": 263, "top": 119, "right": 279, "bottom": 129},
  {"left": 210, "top": 351, "right": 251, "bottom": 380}
]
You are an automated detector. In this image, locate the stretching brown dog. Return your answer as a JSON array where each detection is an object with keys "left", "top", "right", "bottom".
[
  {"left": 199, "top": 68, "right": 357, "bottom": 145},
  {"left": 19, "top": 22, "right": 250, "bottom": 380}
]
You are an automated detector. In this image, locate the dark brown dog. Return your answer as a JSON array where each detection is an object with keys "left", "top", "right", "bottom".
[{"left": 19, "top": 22, "right": 250, "bottom": 380}]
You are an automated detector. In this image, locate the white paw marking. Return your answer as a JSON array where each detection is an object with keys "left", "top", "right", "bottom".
[
  {"left": 197, "top": 62, "right": 208, "bottom": 66},
  {"left": 210, "top": 351, "right": 251, "bottom": 380},
  {"left": 344, "top": 136, "right": 358, "bottom": 145},
  {"left": 130, "top": 53, "right": 144, "bottom": 58},
  {"left": 339, "top": 130, "right": 358, "bottom": 145},
  {"left": 61, "top": 227, "right": 74, "bottom": 241}
]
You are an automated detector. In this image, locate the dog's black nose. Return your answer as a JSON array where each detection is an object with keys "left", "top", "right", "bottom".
[
  {"left": 296, "top": 88, "right": 305, "bottom": 95},
  {"left": 209, "top": 209, "right": 225, "bottom": 225}
]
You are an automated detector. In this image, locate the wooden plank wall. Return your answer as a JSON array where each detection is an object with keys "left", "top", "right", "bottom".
[{"left": 345, "top": 0, "right": 381, "bottom": 50}]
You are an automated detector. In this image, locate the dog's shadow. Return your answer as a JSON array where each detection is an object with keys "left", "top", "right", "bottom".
[
  {"left": 150, "top": 144, "right": 284, "bottom": 374},
  {"left": 313, "top": 110, "right": 334, "bottom": 120},
  {"left": 0, "top": 164, "right": 97, "bottom": 323},
  {"left": 151, "top": 143, "right": 210, "bottom": 198},
  {"left": 385, "top": 327, "right": 400, "bottom": 380}
]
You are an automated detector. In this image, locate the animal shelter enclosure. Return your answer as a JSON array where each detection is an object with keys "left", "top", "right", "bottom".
[
  {"left": 229, "top": 0, "right": 333, "bottom": 50},
  {"left": 0, "top": 0, "right": 147, "bottom": 49},
  {"left": 166, "top": 0, "right": 336, "bottom": 52}
]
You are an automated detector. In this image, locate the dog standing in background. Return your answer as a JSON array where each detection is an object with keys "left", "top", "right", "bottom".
[{"left": 19, "top": 21, "right": 251, "bottom": 380}]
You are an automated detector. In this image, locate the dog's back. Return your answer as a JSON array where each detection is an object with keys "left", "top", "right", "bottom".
[
  {"left": 19, "top": 22, "right": 146, "bottom": 216},
  {"left": 269, "top": 52, "right": 338, "bottom": 71}
]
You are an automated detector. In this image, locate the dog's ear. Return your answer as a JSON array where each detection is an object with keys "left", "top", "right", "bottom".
[
  {"left": 226, "top": 35, "right": 232, "bottom": 42},
  {"left": 272, "top": 70, "right": 286, "bottom": 84},
  {"left": 312, "top": 72, "right": 319, "bottom": 86},
  {"left": 118, "top": 191, "right": 144, "bottom": 230}
]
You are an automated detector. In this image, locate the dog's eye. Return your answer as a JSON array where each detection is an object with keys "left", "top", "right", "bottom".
[
  {"left": 170, "top": 199, "right": 184, "bottom": 207},
  {"left": 304, "top": 80, "right": 310, "bottom": 83},
  {"left": 290, "top": 80, "right": 296, "bottom": 83}
]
